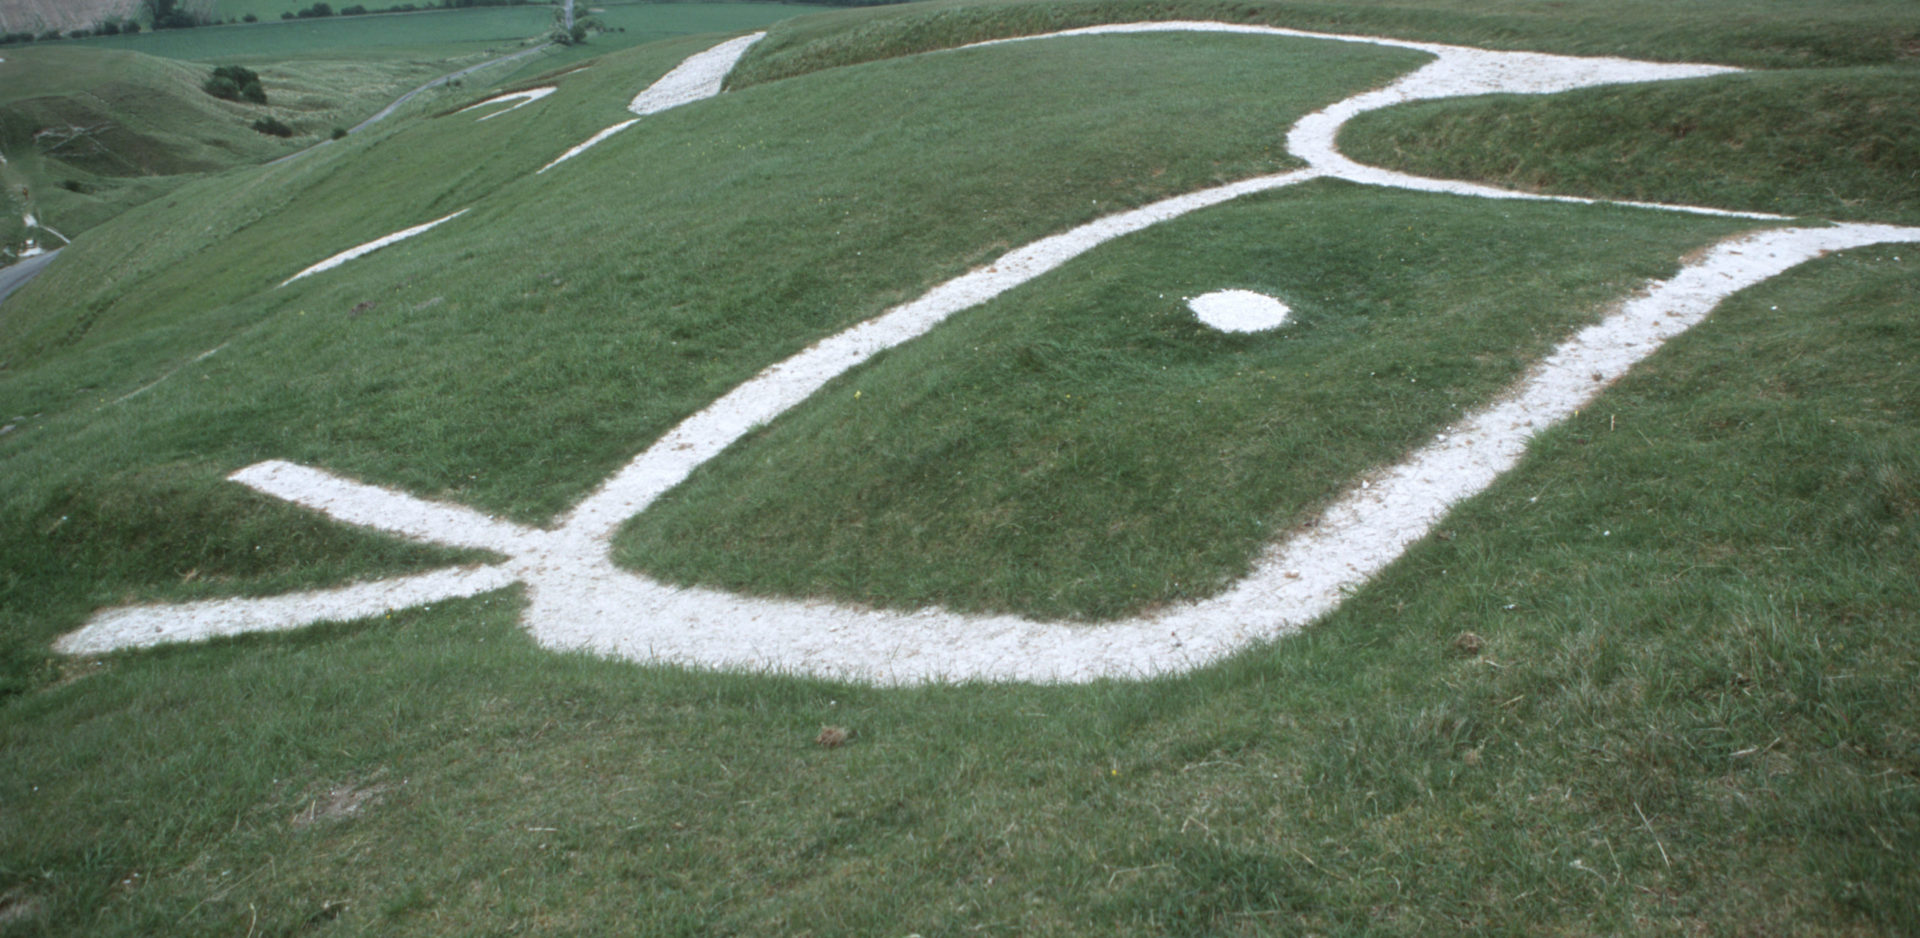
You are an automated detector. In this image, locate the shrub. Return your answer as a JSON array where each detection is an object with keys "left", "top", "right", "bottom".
[
  {"left": 205, "top": 65, "right": 267, "bottom": 104},
  {"left": 98, "top": 21, "right": 121, "bottom": 35},
  {"left": 242, "top": 12, "right": 257, "bottom": 21},
  {"left": 331, "top": 127, "right": 348, "bottom": 140},
  {"left": 251, "top": 117, "right": 293, "bottom": 137},
  {"left": 59, "top": 180, "right": 91, "bottom": 194},
  {"left": 147, "top": 0, "right": 205, "bottom": 28},
  {"left": 38, "top": 29, "right": 61, "bottom": 41}
]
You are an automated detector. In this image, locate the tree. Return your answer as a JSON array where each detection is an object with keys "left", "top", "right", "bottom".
[
  {"left": 205, "top": 65, "right": 268, "bottom": 105},
  {"left": 550, "top": 0, "right": 596, "bottom": 45},
  {"left": 145, "top": 0, "right": 202, "bottom": 29}
]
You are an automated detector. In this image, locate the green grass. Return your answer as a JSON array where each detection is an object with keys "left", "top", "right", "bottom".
[
  {"left": 69, "top": 6, "right": 553, "bottom": 61},
  {"left": 2, "top": 1, "right": 1917, "bottom": 933},
  {"left": 0, "top": 31, "right": 1425, "bottom": 521},
  {"left": 2, "top": 4, "right": 832, "bottom": 265},
  {"left": 729, "top": 0, "right": 1920, "bottom": 88},
  {"left": 617, "top": 184, "right": 1757, "bottom": 619},
  {"left": 484, "top": 2, "right": 859, "bottom": 84},
  {"left": 3, "top": 262, "right": 1916, "bottom": 931},
  {"left": 0, "top": 45, "right": 444, "bottom": 255},
  {"left": 1340, "top": 67, "right": 1920, "bottom": 226}
]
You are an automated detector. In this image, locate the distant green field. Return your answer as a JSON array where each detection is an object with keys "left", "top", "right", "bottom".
[
  {"left": 69, "top": 6, "right": 554, "bottom": 60},
  {"left": 63, "top": 3, "right": 832, "bottom": 63},
  {"left": 211, "top": 0, "right": 400, "bottom": 21},
  {"left": 0, "top": 44, "right": 441, "bottom": 257}
]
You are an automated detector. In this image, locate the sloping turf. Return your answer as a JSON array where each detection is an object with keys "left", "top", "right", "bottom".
[{"left": 1, "top": 1, "right": 1916, "bottom": 933}]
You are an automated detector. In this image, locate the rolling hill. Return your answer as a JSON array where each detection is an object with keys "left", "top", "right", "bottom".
[{"left": 2, "top": 1, "right": 1917, "bottom": 933}]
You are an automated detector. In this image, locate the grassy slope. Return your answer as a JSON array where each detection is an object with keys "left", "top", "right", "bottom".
[
  {"left": 0, "top": 0, "right": 139, "bottom": 33},
  {"left": 730, "top": 0, "right": 1920, "bottom": 87},
  {"left": 1, "top": 1, "right": 1916, "bottom": 934},
  {"left": 1339, "top": 67, "right": 1920, "bottom": 226},
  {"left": 0, "top": 5, "right": 821, "bottom": 255},
  {"left": 0, "top": 44, "right": 451, "bottom": 255},
  {"left": 619, "top": 185, "right": 1755, "bottom": 619}
]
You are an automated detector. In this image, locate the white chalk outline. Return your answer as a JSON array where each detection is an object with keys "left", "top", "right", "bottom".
[
  {"left": 280, "top": 210, "right": 469, "bottom": 286},
  {"left": 59, "top": 25, "right": 1920, "bottom": 684},
  {"left": 540, "top": 31, "right": 766, "bottom": 173},
  {"left": 456, "top": 86, "right": 557, "bottom": 121}
]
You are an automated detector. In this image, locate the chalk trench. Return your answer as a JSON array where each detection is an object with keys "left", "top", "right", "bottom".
[{"left": 57, "top": 24, "right": 1920, "bottom": 683}]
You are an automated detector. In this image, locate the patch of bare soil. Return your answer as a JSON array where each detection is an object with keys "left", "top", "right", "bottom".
[
  {"left": 291, "top": 778, "right": 399, "bottom": 828},
  {"left": 0, "top": 886, "right": 46, "bottom": 926}
]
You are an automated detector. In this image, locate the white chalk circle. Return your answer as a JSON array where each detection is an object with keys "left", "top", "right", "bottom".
[{"left": 1189, "top": 289, "right": 1292, "bottom": 332}]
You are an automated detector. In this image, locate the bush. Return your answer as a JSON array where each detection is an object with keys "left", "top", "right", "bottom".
[
  {"left": 251, "top": 117, "right": 294, "bottom": 137},
  {"left": 243, "top": 12, "right": 257, "bottom": 21},
  {"left": 205, "top": 65, "right": 267, "bottom": 104},
  {"left": 330, "top": 127, "right": 348, "bottom": 140},
  {"left": 59, "top": 180, "right": 91, "bottom": 194},
  {"left": 98, "top": 21, "right": 121, "bottom": 35},
  {"left": 123, "top": 21, "right": 140, "bottom": 33},
  {"left": 38, "top": 29, "right": 61, "bottom": 41}
]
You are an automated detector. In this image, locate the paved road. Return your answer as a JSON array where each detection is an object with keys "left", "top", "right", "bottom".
[{"left": 0, "top": 248, "right": 59, "bottom": 310}]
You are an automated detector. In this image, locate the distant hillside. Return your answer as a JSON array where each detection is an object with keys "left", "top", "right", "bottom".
[
  {"left": 0, "top": 0, "right": 140, "bottom": 33},
  {"left": 0, "top": 44, "right": 439, "bottom": 260}
]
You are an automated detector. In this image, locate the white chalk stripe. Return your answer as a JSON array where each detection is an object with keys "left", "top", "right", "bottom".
[
  {"left": 536, "top": 223, "right": 1920, "bottom": 684},
  {"left": 539, "top": 32, "right": 766, "bottom": 175},
  {"left": 629, "top": 32, "right": 765, "bottom": 116},
  {"left": 538, "top": 119, "right": 639, "bottom": 174},
  {"left": 280, "top": 209, "right": 469, "bottom": 286},
  {"left": 232, "top": 459, "right": 548, "bottom": 554},
  {"left": 457, "top": 86, "right": 556, "bottom": 121},
  {"left": 54, "top": 564, "right": 519, "bottom": 656}
]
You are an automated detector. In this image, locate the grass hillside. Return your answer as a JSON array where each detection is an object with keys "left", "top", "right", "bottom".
[
  {"left": 0, "top": 44, "right": 446, "bottom": 257},
  {"left": 1, "top": 1, "right": 1916, "bottom": 934},
  {"left": 70, "top": 5, "right": 554, "bottom": 61},
  {"left": 1341, "top": 67, "right": 1920, "bottom": 226},
  {"left": 0, "top": 0, "right": 139, "bottom": 34},
  {"left": 0, "top": 4, "right": 827, "bottom": 255},
  {"left": 730, "top": 0, "right": 1920, "bottom": 87}
]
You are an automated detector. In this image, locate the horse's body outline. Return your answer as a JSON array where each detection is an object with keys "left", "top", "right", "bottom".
[{"left": 56, "top": 24, "right": 1920, "bottom": 683}]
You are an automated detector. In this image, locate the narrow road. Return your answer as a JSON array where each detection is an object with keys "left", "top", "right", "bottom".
[
  {"left": 271, "top": 41, "right": 555, "bottom": 166},
  {"left": 0, "top": 248, "right": 58, "bottom": 310},
  {"left": 354, "top": 42, "right": 555, "bottom": 134}
]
